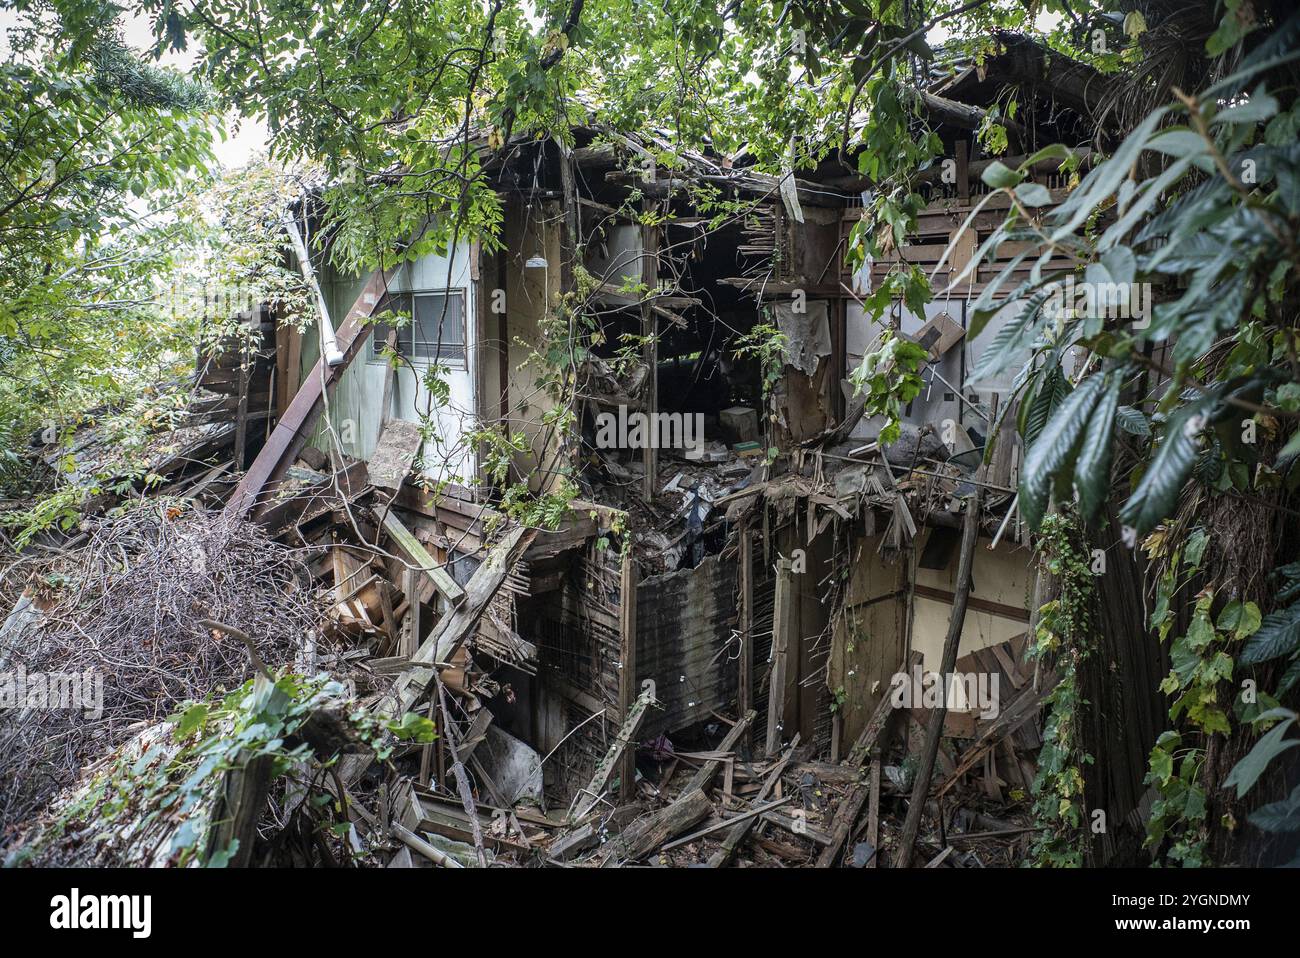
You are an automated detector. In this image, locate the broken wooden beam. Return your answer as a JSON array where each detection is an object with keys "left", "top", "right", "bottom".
[
  {"left": 765, "top": 556, "right": 794, "bottom": 757},
  {"left": 225, "top": 268, "right": 395, "bottom": 520},
  {"left": 932, "top": 679, "right": 1055, "bottom": 799},
  {"left": 865, "top": 759, "right": 882, "bottom": 868},
  {"left": 389, "top": 821, "right": 465, "bottom": 868},
  {"left": 575, "top": 687, "right": 656, "bottom": 820},
  {"left": 896, "top": 475, "right": 985, "bottom": 868},
  {"left": 391, "top": 525, "right": 535, "bottom": 715},
  {"left": 707, "top": 733, "right": 799, "bottom": 868},
  {"left": 815, "top": 773, "right": 873, "bottom": 868},
  {"left": 661, "top": 795, "right": 794, "bottom": 852},
  {"left": 381, "top": 508, "right": 466, "bottom": 605},
  {"left": 617, "top": 551, "right": 639, "bottom": 800},
  {"left": 205, "top": 752, "right": 273, "bottom": 867},
  {"left": 603, "top": 787, "right": 712, "bottom": 863},
  {"left": 684, "top": 709, "right": 756, "bottom": 795}
]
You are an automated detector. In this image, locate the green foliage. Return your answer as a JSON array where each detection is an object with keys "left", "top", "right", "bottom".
[
  {"left": 732, "top": 321, "right": 789, "bottom": 400},
  {"left": 1144, "top": 730, "right": 1209, "bottom": 867},
  {"left": 0, "top": 3, "right": 216, "bottom": 514},
  {"left": 1141, "top": 525, "right": 1269, "bottom": 865},
  {"left": 499, "top": 476, "right": 580, "bottom": 532},
  {"left": 17, "top": 671, "right": 388, "bottom": 867},
  {"left": 1026, "top": 511, "right": 1096, "bottom": 867},
  {"left": 848, "top": 332, "right": 929, "bottom": 446},
  {"left": 1223, "top": 708, "right": 1300, "bottom": 861},
  {"left": 947, "top": 24, "right": 1300, "bottom": 541}
]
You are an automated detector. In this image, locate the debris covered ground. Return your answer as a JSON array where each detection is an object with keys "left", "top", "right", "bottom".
[{"left": 0, "top": 368, "right": 1051, "bottom": 868}]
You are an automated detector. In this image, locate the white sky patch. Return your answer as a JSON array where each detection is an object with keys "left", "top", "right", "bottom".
[{"left": 928, "top": 9, "right": 1062, "bottom": 44}]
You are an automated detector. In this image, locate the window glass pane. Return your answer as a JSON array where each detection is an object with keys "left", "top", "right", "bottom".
[
  {"left": 367, "top": 290, "right": 466, "bottom": 365},
  {"left": 410, "top": 291, "right": 465, "bottom": 363}
]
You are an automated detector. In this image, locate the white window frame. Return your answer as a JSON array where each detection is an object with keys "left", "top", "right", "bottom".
[{"left": 368, "top": 287, "right": 468, "bottom": 369}]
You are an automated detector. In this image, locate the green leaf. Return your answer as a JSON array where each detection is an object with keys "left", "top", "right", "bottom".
[
  {"left": 1019, "top": 374, "right": 1107, "bottom": 530},
  {"left": 1224, "top": 713, "right": 1299, "bottom": 798},
  {"left": 387, "top": 711, "right": 437, "bottom": 743},
  {"left": 1021, "top": 363, "right": 1071, "bottom": 446},
  {"left": 1211, "top": 89, "right": 1278, "bottom": 126},
  {"left": 1014, "top": 182, "right": 1051, "bottom": 207},
  {"left": 1248, "top": 784, "right": 1300, "bottom": 832},
  {"left": 1119, "top": 406, "right": 1202, "bottom": 534},
  {"left": 1116, "top": 405, "right": 1150, "bottom": 437},
  {"left": 1016, "top": 144, "right": 1073, "bottom": 171},
  {"left": 205, "top": 839, "right": 239, "bottom": 868},
  {"left": 981, "top": 161, "right": 1023, "bottom": 189},
  {"left": 173, "top": 703, "right": 209, "bottom": 741},
  {"left": 1050, "top": 108, "right": 1168, "bottom": 243},
  {"left": 1278, "top": 653, "right": 1300, "bottom": 697},
  {"left": 1074, "top": 373, "right": 1120, "bottom": 521},
  {"left": 1217, "top": 600, "right": 1262, "bottom": 639},
  {"left": 969, "top": 290, "right": 1050, "bottom": 385},
  {"left": 1240, "top": 603, "right": 1300, "bottom": 664}
]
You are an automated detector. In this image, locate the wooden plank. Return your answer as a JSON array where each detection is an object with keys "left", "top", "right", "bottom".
[
  {"left": 766, "top": 557, "right": 793, "bottom": 757},
  {"left": 865, "top": 759, "right": 881, "bottom": 868},
  {"left": 389, "top": 822, "right": 464, "bottom": 868},
  {"left": 368, "top": 418, "right": 423, "bottom": 490},
  {"left": 603, "top": 787, "right": 711, "bottom": 863},
  {"left": 932, "top": 680, "right": 1053, "bottom": 798},
  {"left": 912, "top": 583, "right": 1030, "bottom": 624},
  {"left": 233, "top": 347, "right": 251, "bottom": 470},
  {"left": 661, "top": 795, "right": 794, "bottom": 851},
  {"left": 707, "top": 734, "right": 799, "bottom": 867},
  {"left": 400, "top": 569, "right": 420, "bottom": 658},
  {"left": 683, "top": 709, "right": 757, "bottom": 795},
  {"left": 225, "top": 268, "right": 395, "bottom": 520},
  {"left": 576, "top": 688, "right": 655, "bottom": 820},
  {"left": 381, "top": 508, "right": 466, "bottom": 604},
  {"left": 816, "top": 775, "right": 871, "bottom": 868},
  {"left": 205, "top": 751, "right": 272, "bottom": 867},
  {"left": 391, "top": 526, "right": 535, "bottom": 715},
  {"left": 618, "top": 550, "right": 639, "bottom": 800},
  {"left": 738, "top": 529, "right": 754, "bottom": 748}
]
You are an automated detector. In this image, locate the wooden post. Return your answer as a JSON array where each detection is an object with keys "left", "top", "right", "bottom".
[
  {"left": 401, "top": 568, "right": 421, "bottom": 659},
  {"left": 618, "top": 550, "right": 639, "bottom": 800},
  {"left": 206, "top": 751, "right": 272, "bottom": 867},
  {"left": 640, "top": 215, "right": 659, "bottom": 498},
  {"left": 738, "top": 529, "right": 754, "bottom": 747},
  {"left": 766, "top": 556, "right": 794, "bottom": 757},
  {"left": 234, "top": 326, "right": 251, "bottom": 470},
  {"left": 895, "top": 479, "right": 984, "bottom": 867}
]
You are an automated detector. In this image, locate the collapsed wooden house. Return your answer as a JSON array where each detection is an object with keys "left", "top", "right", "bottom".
[{"left": 168, "top": 30, "right": 1162, "bottom": 865}]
